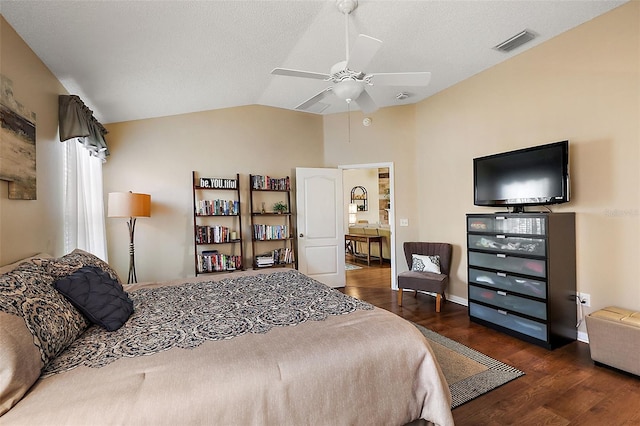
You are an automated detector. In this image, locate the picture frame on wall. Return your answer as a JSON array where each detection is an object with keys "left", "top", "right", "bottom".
[{"left": 0, "top": 75, "right": 37, "bottom": 200}]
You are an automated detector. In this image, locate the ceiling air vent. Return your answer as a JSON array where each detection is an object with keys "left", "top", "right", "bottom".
[{"left": 494, "top": 30, "right": 536, "bottom": 53}]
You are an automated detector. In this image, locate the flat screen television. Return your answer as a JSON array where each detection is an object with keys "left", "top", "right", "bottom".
[{"left": 473, "top": 141, "right": 570, "bottom": 212}]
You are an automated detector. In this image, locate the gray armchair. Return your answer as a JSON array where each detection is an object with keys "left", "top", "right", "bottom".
[{"left": 397, "top": 242, "right": 453, "bottom": 312}]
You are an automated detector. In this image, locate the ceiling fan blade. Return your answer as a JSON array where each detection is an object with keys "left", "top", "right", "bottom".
[
  {"left": 346, "top": 34, "right": 382, "bottom": 72},
  {"left": 295, "top": 87, "right": 333, "bottom": 112},
  {"left": 354, "top": 89, "right": 378, "bottom": 114},
  {"left": 369, "top": 72, "right": 432, "bottom": 87},
  {"left": 271, "top": 68, "right": 331, "bottom": 80}
]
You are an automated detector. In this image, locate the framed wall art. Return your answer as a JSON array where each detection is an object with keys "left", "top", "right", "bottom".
[{"left": 0, "top": 75, "right": 37, "bottom": 200}]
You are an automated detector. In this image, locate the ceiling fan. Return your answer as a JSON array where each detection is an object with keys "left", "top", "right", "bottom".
[{"left": 271, "top": 0, "right": 432, "bottom": 114}]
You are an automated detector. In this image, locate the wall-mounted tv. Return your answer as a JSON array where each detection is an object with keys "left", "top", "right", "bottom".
[{"left": 473, "top": 141, "right": 570, "bottom": 212}]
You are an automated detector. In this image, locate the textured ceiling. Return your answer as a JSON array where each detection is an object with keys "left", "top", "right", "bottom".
[{"left": 0, "top": 0, "right": 627, "bottom": 124}]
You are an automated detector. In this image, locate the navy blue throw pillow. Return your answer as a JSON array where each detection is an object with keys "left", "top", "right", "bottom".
[{"left": 54, "top": 265, "right": 134, "bottom": 331}]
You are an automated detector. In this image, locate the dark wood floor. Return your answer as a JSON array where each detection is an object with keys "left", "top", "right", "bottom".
[{"left": 342, "top": 265, "right": 640, "bottom": 425}]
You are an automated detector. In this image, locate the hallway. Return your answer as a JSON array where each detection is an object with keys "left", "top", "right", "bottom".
[{"left": 345, "top": 256, "right": 391, "bottom": 289}]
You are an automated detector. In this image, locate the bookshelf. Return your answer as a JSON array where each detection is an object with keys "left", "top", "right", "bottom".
[
  {"left": 192, "top": 171, "right": 244, "bottom": 275},
  {"left": 249, "top": 174, "right": 295, "bottom": 269}
]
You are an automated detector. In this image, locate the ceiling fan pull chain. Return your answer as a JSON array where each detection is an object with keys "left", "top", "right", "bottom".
[{"left": 347, "top": 102, "right": 351, "bottom": 143}]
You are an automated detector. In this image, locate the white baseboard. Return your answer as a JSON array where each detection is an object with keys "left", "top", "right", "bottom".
[
  {"left": 447, "top": 294, "right": 467, "bottom": 307},
  {"left": 577, "top": 330, "right": 589, "bottom": 343},
  {"left": 406, "top": 290, "right": 468, "bottom": 307}
]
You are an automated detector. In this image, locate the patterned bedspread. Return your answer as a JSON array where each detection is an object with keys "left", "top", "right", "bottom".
[
  {"left": 3, "top": 269, "right": 453, "bottom": 426},
  {"left": 44, "top": 270, "right": 372, "bottom": 376}
]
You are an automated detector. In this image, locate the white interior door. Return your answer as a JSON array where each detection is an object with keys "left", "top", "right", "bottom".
[{"left": 295, "top": 167, "right": 344, "bottom": 288}]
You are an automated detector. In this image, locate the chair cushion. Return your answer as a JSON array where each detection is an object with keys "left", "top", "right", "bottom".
[
  {"left": 398, "top": 270, "right": 448, "bottom": 293},
  {"left": 53, "top": 266, "right": 133, "bottom": 332},
  {"left": 411, "top": 254, "right": 441, "bottom": 273}
]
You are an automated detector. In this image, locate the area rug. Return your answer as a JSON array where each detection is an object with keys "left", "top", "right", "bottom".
[
  {"left": 413, "top": 323, "right": 525, "bottom": 408},
  {"left": 344, "top": 263, "right": 362, "bottom": 271}
]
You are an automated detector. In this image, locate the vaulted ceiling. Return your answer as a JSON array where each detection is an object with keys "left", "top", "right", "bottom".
[{"left": 1, "top": 0, "right": 627, "bottom": 123}]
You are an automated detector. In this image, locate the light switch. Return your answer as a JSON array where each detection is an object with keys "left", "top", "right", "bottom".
[{"left": 400, "top": 219, "right": 409, "bottom": 227}]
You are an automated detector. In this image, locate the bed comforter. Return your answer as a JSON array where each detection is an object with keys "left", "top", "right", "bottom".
[{"left": 1, "top": 267, "right": 453, "bottom": 425}]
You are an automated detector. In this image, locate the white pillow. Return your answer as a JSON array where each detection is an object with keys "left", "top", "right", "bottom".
[{"left": 411, "top": 254, "right": 441, "bottom": 274}]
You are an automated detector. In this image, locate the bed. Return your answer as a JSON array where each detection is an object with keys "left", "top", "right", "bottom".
[{"left": 0, "top": 250, "right": 453, "bottom": 425}]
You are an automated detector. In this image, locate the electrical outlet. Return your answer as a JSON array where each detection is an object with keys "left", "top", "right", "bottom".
[
  {"left": 577, "top": 292, "right": 591, "bottom": 307},
  {"left": 400, "top": 219, "right": 409, "bottom": 227}
]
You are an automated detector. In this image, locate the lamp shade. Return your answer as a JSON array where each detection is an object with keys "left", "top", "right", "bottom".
[
  {"left": 108, "top": 192, "right": 151, "bottom": 218},
  {"left": 348, "top": 203, "right": 358, "bottom": 225}
]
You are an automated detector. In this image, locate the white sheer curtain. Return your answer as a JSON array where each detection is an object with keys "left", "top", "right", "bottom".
[{"left": 63, "top": 140, "right": 108, "bottom": 261}]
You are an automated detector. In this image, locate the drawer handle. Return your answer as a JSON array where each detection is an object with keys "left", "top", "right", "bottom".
[
  {"left": 497, "top": 291, "right": 507, "bottom": 296},
  {"left": 496, "top": 216, "right": 506, "bottom": 220},
  {"left": 496, "top": 235, "right": 506, "bottom": 239},
  {"left": 497, "top": 272, "right": 507, "bottom": 277},
  {"left": 497, "top": 309, "right": 508, "bottom": 315},
  {"left": 496, "top": 253, "right": 506, "bottom": 258}
]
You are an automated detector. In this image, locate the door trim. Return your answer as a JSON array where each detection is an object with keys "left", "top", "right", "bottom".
[{"left": 339, "top": 162, "right": 396, "bottom": 290}]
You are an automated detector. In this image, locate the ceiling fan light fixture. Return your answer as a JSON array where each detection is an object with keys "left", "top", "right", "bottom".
[{"left": 333, "top": 79, "right": 364, "bottom": 103}]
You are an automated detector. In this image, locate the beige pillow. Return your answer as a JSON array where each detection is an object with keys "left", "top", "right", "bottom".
[
  {"left": 35, "top": 249, "right": 122, "bottom": 283},
  {"left": 0, "top": 313, "right": 42, "bottom": 416},
  {"left": 0, "top": 253, "right": 52, "bottom": 276},
  {"left": 0, "top": 261, "right": 90, "bottom": 414}
]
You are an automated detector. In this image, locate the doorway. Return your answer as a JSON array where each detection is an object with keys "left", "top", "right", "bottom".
[{"left": 340, "top": 162, "right": 395, "bottom": 289}]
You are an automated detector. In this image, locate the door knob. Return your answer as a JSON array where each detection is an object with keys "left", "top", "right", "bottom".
[{"left": 299, "top": 233, "right": 304, "bottom": 237}]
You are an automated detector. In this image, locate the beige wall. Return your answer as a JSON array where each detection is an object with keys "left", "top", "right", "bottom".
[
  {"left": 103, "top": 106, "right": 324, "bottom": 281},
  {"left": 0, "top": 17, "right": 68, "bottom": 265},
  {"left": 414, "top": 2, "right": 639, "bottom": 328},
  {"left": 343, "top": 168, "right": 379, "bottom": 224},
  {"left": 2, "top": 2, "right": 638, "bottom": 337},
  {"left": 103, "top": 103, "right": 418, "bottom": 283},
  {"left": 103, "top": 105, "right": 418, "bottom": 284},
  {"left": 323, "top": 106, "right": 419, "bottom": 266}
]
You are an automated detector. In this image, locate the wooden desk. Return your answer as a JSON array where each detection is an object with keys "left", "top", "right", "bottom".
[{"left": 345, "top": 234, "right": 383, "bottom": 266}]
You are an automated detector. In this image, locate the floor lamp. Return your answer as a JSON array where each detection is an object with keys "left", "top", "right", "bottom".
[
  {"left": 348, "top": 203, "right": 358, "bottom": 225},
  {"left": 108, "top": 191, "right": 151, "bottom": 284}
]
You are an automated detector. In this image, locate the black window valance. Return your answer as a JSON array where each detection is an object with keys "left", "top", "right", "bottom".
[{"left": 58, "top": 95, "right": 109, "bottom": 160}]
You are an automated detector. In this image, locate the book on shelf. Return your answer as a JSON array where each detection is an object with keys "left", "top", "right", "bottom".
[
  {"left": 255, "top": 248, "right": 294, "bottom": 266},
  {"left": 272, "top": 247, "right": 294, "bottom": 264},
  {"left": 251, "top": 175, "right": 290, "bottom": 191},
  {"left": 197, "top": 251, "right": 242, "bottom": 273},
  {"left": 252, "top": 224, "right": 288, "bottom": 240},
  {"left": 196, "top": 225, "right": 235, "bottom": 244},
  {"left": 196, "top": 199, "right": 239, "bottom": 216},
  {"left": 255, "top": 252, "right": 274, "bottom": 266}
]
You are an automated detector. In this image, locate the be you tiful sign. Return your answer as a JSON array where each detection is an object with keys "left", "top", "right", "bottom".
[{"left": 199, "top": 177, "right": 237, "bottom": 190}]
